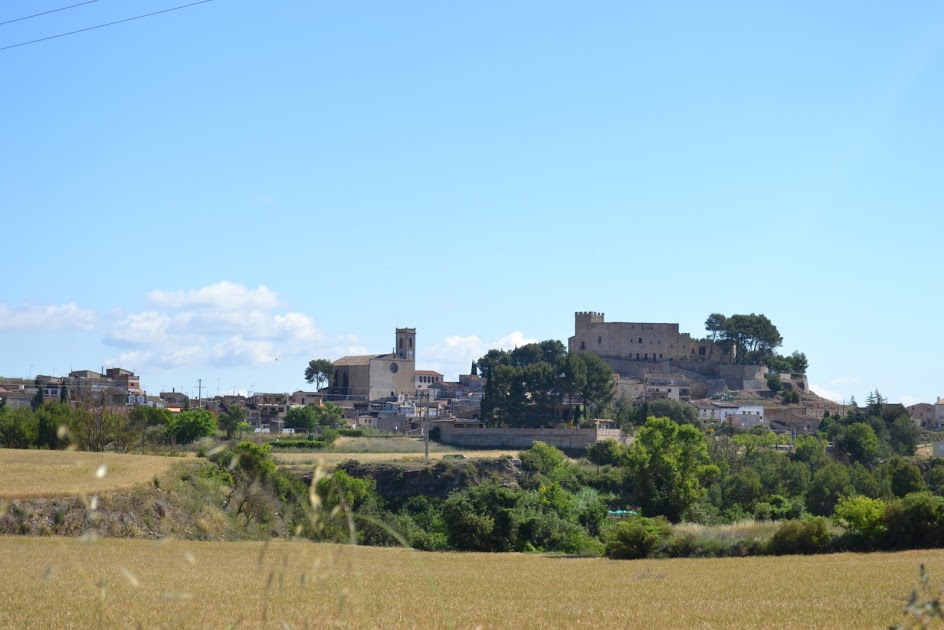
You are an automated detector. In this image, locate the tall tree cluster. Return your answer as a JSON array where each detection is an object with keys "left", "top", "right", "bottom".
[
  {"left": 477, "top": 341, "right": 615, "bottom": 427},
  {"left": 705, "top": 312, "right": 807, "bottom": 370}
]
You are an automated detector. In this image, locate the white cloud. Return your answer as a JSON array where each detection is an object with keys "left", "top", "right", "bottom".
[
  {"left": 97, "top": 282, "right": 370, "bottom": 374},
  {"left": 423, "top": 331, "right": 537, "bottom": 380},
  {"left": 211, "top": 336, "right": 278, "bottom": 367},
  {"left": 105, "top": 346, "right": 203, "bottom": 370},
  {"left": 104, "top": 312, "right": 174, "bottom": 347},
  {"left": 147, "top": 281, "right": 280, "bottom": 311},
  {"left": 0, "top": 302, "right": 96, "bottom": 331}
]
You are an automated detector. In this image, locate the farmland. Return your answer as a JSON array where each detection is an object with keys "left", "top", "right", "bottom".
[
  {"left": 0, "top": 536, "right": 937, "bottom": 628},
  {"left": 0, "top": 449, "right": 181, "bottom": 499}
]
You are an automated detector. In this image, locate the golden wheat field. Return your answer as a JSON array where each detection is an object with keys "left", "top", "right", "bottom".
[
  {"left": 0, "top": 449, "right": 180, "bottom": 498},
  {"left": 0, "top": 536, "right": 938, "bottom": 629}
]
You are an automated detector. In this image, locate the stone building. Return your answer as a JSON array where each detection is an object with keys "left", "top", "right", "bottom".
[
  {"left": 331, "top": 328, "right": 417, "bottom": 401},
  {"left": 568, "top": 312, "right": 730, "bottom": 363}
]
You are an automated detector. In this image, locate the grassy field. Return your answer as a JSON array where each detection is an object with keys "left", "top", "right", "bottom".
[
  {"left": 0, "top": 449, "right": 181, "bottom": 499},
  {"left": 0, "top": 536, "right": 938, "bottom": 628}
]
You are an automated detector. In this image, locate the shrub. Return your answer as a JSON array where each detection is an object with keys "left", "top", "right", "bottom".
[
  {"left": 884, "top": 492, "right": 944, "bottom": 550},
  {"left": 833, "top": 495, "right": 886, "bottom": 540},
  {"left": 604, "top": 517, "right": 671, "bottom": 560},
  {"left": 767, "top": 518, "right": 831, "bottom": 555}
]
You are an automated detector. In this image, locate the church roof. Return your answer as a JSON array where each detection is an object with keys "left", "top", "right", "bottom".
[{"left": 335, "top": 354, "right": 391, "bottom": 366}]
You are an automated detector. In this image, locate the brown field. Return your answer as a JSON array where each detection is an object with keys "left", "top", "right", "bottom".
[
  {"left": 0, "top": 536, "right": 938, "bottom": 628},
  {"left": 0, "top": 449, "right": 180, "bottom": 498}
]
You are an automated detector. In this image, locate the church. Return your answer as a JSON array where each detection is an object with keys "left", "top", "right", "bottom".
[{"left": 331, "top": 328, "right": 417, "bottom": 401}]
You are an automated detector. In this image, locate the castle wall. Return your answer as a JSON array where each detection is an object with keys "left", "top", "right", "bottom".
[{"left": 570, "top": 312, "right": 728, "bottom": 364}]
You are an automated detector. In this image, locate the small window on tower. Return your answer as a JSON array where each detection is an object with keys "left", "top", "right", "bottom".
[{"left": 598, "top": 336, "right": 602, "bottom": 344}]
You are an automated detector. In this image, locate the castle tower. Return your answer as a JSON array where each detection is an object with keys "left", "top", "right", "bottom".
[{"left": 395, "top": 327, "right": 416, "bottom": 361}]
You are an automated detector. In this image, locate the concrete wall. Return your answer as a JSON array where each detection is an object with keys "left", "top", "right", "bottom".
[{"left": 438, "top": 424, "right": 628, "bottom": 452}]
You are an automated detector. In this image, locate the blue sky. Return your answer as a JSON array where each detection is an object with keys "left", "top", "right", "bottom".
[{"left": 1, "top": 1, "right": 942, "bottom": 404}]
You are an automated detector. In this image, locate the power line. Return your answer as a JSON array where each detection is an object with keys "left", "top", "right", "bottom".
[
  {"left": 1, "top": 1, "right": 105, "bottom": 27},
  {"left": 0, "top": 0, "right": 215, "bottom": 52}
]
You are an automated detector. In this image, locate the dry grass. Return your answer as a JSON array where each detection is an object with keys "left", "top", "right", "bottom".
[
  {"left": 0, "top": 536, "right": 937, "bottom": 628},
  {"left": 673, "top": 519, "right": 785, "bottom": 541},
  {"left": 0, "top": 449, "right": 178, "bottom": 499}
]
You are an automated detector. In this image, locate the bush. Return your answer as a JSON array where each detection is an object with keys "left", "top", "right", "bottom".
[
  {"left": 604, "top": 517, "right": 671, "bottom": 560},
  {"left": 884, "top": 492, "right": 944, "bottom": 550},
  {"left": 767, "top": 518, "right": 831, "bottom": 555}
]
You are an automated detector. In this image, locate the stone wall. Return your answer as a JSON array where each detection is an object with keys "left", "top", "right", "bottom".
[{"left": 438, "top": 425, "right": 627, "bottom": 453}]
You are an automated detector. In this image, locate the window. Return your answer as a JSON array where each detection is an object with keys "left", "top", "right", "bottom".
[
  {"left": 580, "top": 341, "right": 586, "bottom": 350},
  {"left": 638, "top": 337, "right": 642, "bottom": 343},
  {"left": 598, "top": 336, "right": 602, "bottom": 344}
]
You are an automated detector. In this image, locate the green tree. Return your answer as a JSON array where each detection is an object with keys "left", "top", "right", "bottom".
[
  {"left": 586, "top": 439, "right": 625, "bottom": 471},
  {"left": 716, "top": 313, "right": 783, "bottom": 365},
  {"left": 303, "top": 359, "right": 335, "bottom": 391},
  {"left": 169, "top": 409, "right": 217, "bottom": 444},
  {"left": 0, "top": 406, "right": 38, "bottom": 448},
  {"left": 788, "top": 351, "right": 809, "bottom": 374},
  {"left": 627, "top": 416, "right": 718, "bottom": 522},
  {"left": 879, "top": 456, "right": 926, "bottom": 498},
  {"left": 284, "top": 406, "right": 318, "bottom": 434},
  {"left": 836, "top": 422, "right": 881, "bottom": 468},
  {"left": 807, "top": 461, "right": 854, "bottom": 516},
  {"left": 704, "top": 313, "right": 727, "bottom": 362},
  {"left": 645, "top": 399, "right": 699, "bottom": 427},
  {"left": 219, "top": 403, "right": 248, "bottom": 440},
  {"left": 833, "top": 495, "right": 887, "bottom": 540},
  {"left": 889, "top": 414, "right": 920, "bottom": 456},
  {"left": 31, "top": 387, "right": 44, "bottom": 411}
]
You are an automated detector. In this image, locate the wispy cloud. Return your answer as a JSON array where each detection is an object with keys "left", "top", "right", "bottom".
[
  {"left": 424, "top": 330, "right": 537, "bottom": 380},
  {"left": 0, "top": 302, "right": 96, "bottom": 331},
  {"left": 147, "top": 281, "right": 280, "bottom": 311},
  {"left": 101, "top": 281, "right": 358, "bottom": 373}
]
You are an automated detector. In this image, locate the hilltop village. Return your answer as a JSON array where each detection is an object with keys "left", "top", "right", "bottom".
[{"left": 2, "top": 311, "right": 942, "bottom": 449}]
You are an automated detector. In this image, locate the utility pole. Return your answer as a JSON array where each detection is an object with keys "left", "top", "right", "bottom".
[
  {"left": 197, "top": 379, "right": 203, "bottom": 408},
  {"left": 424, "top": 389, "right": 430, "bottom": 460}
]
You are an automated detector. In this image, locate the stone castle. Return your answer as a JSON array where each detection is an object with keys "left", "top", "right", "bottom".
[{"left": 568, "top": 311, "right": 768, "bottom": 395}]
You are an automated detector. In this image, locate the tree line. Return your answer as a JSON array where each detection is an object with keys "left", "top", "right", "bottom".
[{"left": 477, "top": 340, "right": 616, "bottom": 427}]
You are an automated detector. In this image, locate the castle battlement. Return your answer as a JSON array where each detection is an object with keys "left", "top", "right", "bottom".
[{"left": 575, "top": 311, "right": 605, "bottom": 325}]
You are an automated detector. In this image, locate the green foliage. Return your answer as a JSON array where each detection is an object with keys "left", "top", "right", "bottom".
[
  {"left": 604, "top": 516, "right": 671, "bottom": 559},
  {"left": 442, "top": 482, "right": 524, "bottom": 552},
  {"left": 218, "top": 404, "right": 248, "bottom": 440},
  {"left": 168, "top": 409, "right": 217, "bottom": 444},
  {"left": 834, "top": 422, "right": 881, "bottom": 468},
  {"left": 0, "top": 406, "right": 39, "bottom": 448},
  {"left": 585, "top": 439, "right": 625, "bottom": 470},
  {"left": 833, "top": 495, "right": 886, "bottom": 540},
  {"left": 767, "top": 517, "right": 831, "bottom": 555},
  {"left": 478, "top": 341, "right": 614, "bottom": 427},
  {"left": 884, "top": 492, "right": 944, "bottom": 550},
  {"left": 303, "top": 359, "right": 335, "bottom": 390},
  {"left": 627, "top": 416, "right": 718, "bottom": 522},
  {"left": 519, "top": 441, "right": 568, "bottom": 479},
  {"left": 710, "top": 312, "right": 783, "bottom": 365},
  {"left": 878, "top": 456, "right": 926, "bottom": 498},
  {"left": 766, "top": 374, "right": 783, "bottom": 393},
  {"left": 806, "top": 461, "right": 854, "bottom": 516},
  {"left": 889, "top": 414, "right": 920, "bottom": 456},
  {"left": 643, "top": 399, "right": 699, "bottom": 428}
]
